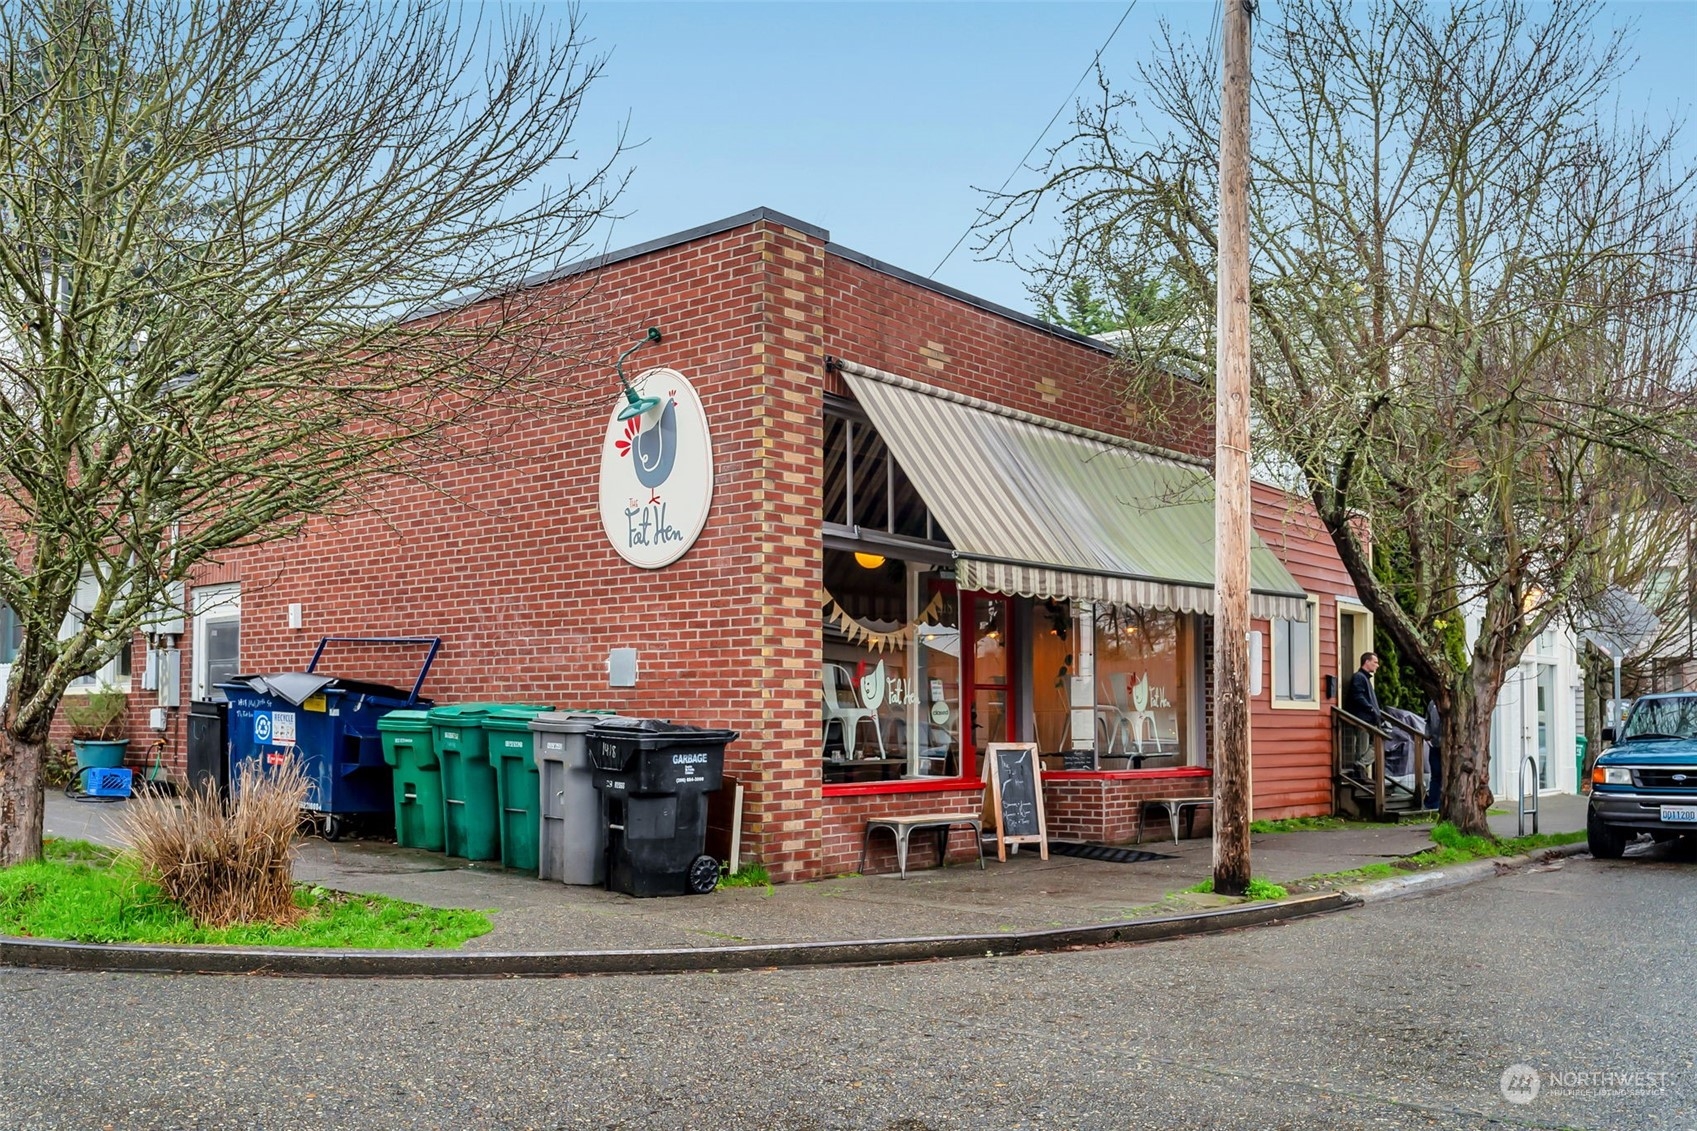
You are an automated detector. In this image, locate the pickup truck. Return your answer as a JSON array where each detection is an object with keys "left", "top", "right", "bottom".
[{"left": 1588, "top": 692, "right": 1697, "bottom": 858}]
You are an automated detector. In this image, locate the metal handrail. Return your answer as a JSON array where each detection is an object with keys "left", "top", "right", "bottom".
[
  {"left": 1518, "top": 753, "right": 1540, "bottom": 836},
  {"left": 1331, "top": 706, "right": 1387, "bottom": 817}
]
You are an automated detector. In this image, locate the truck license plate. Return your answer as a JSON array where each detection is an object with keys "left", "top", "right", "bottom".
[{"left": 1660, "top": 805, "right": 1697, "bottom": 823}]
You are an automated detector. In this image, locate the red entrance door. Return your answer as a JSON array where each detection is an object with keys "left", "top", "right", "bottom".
[{"left": 962, "top": 591, "right": 1014, "bottom": 776}]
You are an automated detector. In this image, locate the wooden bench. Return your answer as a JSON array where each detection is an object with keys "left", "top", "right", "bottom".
[
  {"left": 1137, "top": 796, "right": 1215, "bottom": 844},
  {"left": 859, "top": 813, "right": 986, "bottom": 879}
]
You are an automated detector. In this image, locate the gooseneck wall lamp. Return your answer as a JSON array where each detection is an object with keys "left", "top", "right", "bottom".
[{"left": 615, "top": 327, "right": 664, "bottom": 421}]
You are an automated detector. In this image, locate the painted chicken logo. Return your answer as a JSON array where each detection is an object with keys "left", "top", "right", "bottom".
[{"left": 614, "top": 391, "right": 678, "bottom": 504}]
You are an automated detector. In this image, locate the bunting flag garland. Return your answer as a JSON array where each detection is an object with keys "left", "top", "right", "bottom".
[{"left": 821, "top": 590, "right": 946, "bottom": 653}]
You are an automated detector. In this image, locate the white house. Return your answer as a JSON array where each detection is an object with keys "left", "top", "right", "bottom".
[{"left": 1473, "top": 620, "right": 1586, "bottom": 802}]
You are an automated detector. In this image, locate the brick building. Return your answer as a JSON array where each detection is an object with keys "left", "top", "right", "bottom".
[{"left": 57, "top": 208, "right": 1367, "bottom": 882}]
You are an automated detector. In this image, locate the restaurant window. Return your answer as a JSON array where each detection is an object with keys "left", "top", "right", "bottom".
[
  {"left": 823, "top": 413, "right": 850, "bottom": 527},
  {"left": 1094, "top": 605, "right": 1189, "bottom": 765},
  {"left": 822, "top": 405, "right": 945, "bottom": 545},
  {"left": 1273, "top": 596, "right": 1319, "bottom": 707},
  {"left": 822, "top": 549, "right": 960, "bottom": 783}
]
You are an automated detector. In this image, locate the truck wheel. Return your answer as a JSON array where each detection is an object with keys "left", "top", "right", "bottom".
[
  {"left": 1587, "top": 808, "right": 1627, "bottom": 860},
  {"left": 687, "top": 854, "right": 720, "bottom": 895}
]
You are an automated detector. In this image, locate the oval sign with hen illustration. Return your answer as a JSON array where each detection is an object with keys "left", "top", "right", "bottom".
[{"left": 598, "top": 367, "right": 715, "bottom": 569}]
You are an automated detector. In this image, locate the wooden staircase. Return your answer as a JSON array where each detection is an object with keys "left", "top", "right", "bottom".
[{"left": 1332, "top": 707, "right": 1433, "bottom": 821}]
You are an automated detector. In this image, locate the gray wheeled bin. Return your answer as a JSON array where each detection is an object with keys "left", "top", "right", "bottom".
[
  {"left": 588, "top": 717, "right": 737, "bottom": 898},
  {"left": 530, "top": 713, "right": 606, "bottom": 885}
]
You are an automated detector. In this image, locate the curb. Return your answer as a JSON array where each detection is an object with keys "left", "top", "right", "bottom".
[
  {"left": 0, "top": 891, "right": 1355, "bottom": 979},
  {"left": 1341, "top": 841, "right": 1589, "bottom": 904}
]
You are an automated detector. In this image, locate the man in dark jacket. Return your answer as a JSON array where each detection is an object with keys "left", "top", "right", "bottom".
[{"left": 1343, "top": 652, "right": 1382, "bottom": 777}]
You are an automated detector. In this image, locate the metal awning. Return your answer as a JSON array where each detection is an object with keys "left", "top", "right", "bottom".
[{"left": 838, "top": 360, "right": 1311, "bottom": 622}]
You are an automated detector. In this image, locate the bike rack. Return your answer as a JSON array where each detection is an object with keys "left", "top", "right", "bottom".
[{"left": 1517, "top": 753, "right": 1540, "bottom": 836}]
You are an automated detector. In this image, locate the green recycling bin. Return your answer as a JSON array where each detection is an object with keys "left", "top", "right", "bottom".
[
  {"left": 1576, "top": 735, "right": 1590, "bottom": 791},
  {"left": 378, "top": 710, "right": 444, "bottom": 852},
  {"left": 484, "top": 706, "right": 553, "bottom": 873},
  {"left": 429, "top": 704, "right": 505, "bottom": 862}
]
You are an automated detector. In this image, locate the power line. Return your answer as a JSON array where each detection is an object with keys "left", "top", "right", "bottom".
[{"left": 930, "top": 1, "right": 1139, "bottom": 278}]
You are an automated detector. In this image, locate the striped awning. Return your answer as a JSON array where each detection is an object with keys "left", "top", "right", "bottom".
[{"left": 838, "top": 360, "right": 1310, "bottom": 622}]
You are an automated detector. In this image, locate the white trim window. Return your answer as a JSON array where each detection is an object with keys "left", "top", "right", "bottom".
[
  {"left": 0, "top": 603, "right": 22, "bottom": 699},
  {"left": 1272, "top": 595, "right": 1320, "bottom": 708},
  {"left": 0, "top": 604, "right": 20, "bottom": 665},
  {"left": 65, "top": 574, "right": 132, "bottom": 692},
  {"left": 192, "top": 584, "right": 241, "bottom": 701}
]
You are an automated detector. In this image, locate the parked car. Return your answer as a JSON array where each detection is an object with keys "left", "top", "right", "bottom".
[{"left": 1588, "top": 692, "right": 1697, "bottom": 858}]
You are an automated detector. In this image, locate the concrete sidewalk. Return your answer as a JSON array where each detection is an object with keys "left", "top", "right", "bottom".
[{"left": 40, "top": 789, "right": 1590, "bottom": 955}]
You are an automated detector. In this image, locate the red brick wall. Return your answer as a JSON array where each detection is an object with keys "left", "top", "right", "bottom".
[
  {"left": 1041, "top": 769, "right": 1215, "bottom": 845},
  {"left": 820, "top": 783, "right": 989, "bottom": 875},
  {"left": 97, "top": 210, "right": 1355, "bottom": 879},
  {"left": 823, "top": 256, "right": 1214, "bottom": 456},
  {"left": 151, "top": 218, "right": 835, "bottom": 879},
  {"left": 824, "top": 769, "right": 1218, "bottom": 877}
]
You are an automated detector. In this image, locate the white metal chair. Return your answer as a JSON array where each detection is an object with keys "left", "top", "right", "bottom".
[
  {"left": 822, "top": 664, "right": 885, "bottom": 759},
  {"left": 1101, "top": 674, "right": 1163, "bottom": 759},
  {"left": 1127, "top": 673, "right": 1161, "bottom": 754},
  {"left": 1099, "top": 675, "right": 1133, "bottom": 756}
]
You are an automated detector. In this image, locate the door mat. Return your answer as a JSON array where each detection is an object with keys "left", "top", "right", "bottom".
[{"left": 1044, "top": 841, "right": 1176, "bottom": 864}]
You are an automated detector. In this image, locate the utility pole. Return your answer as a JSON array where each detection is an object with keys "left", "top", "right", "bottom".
[{"left": 1213, "top": 0, "right": 1254, "bottom": 897}]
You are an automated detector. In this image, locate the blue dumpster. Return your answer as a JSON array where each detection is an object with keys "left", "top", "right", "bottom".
[{"left": 221, "top": 636, "right": 440, "bottom": 840}]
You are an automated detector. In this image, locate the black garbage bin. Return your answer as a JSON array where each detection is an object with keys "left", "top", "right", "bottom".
[
  {"left": 187, "top": 700, "right": 229, "bottom": 802},
  {"left": 589, "top": 717, "right": 737, "bottom": 897}
]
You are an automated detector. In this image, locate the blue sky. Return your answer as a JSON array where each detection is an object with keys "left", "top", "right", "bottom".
[{"left": 568, "top": 1, "right": 1697, "bottom": 315}]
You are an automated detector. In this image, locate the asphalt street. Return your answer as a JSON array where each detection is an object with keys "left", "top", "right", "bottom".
[{"left": 1, "top": 849, "right": 1691, "bottom": 1131}]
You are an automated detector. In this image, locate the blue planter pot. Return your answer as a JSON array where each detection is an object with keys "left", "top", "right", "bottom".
[{"left": 73, "top": 739, "right": 129, "bottom": 770}]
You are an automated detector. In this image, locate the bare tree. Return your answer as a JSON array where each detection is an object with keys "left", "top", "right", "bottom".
[
  {"left": 0, "top": 0, "right": 627, "bottom": 865},
  {"left": 980, "top": 0, "right": 1697, "bottom": 835}
]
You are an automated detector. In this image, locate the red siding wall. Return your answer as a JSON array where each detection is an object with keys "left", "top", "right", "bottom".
[{"left": 1248, "top": 482, "right": 1358, "bottom": 818}]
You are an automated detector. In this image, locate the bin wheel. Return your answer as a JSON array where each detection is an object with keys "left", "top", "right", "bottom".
[
  {"left": 687, "top": 854, "right": 720, "bottom": 895},
  {"left": 322, "top": 815, "right": 345, "bottom": 842}
]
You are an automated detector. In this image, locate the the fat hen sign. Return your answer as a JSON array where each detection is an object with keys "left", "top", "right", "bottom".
[{"left": 598, "top": 366, "right": 714, "bottom": 568}]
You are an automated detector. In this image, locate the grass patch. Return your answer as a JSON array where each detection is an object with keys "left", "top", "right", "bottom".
[
  {"left": 1300, "top": 822, "right": 1586, "bottom": 888},
  {"left": 43, "top": 837, "right": 117, "bottom": 864},
  {"left": 1430, "top": 822, "right": 1585, "bottom": 857},
  {"left": 1250, "top": 816, "right": 1346, "bottom": 834},
  {"left": 1181, "top": 876, "right": 1290, "bottom": 900},
  {"left": 717, "top": 861, "right": 773, "bottom": 894},
  {"left": 1, "top": 838, "right": 491, "bottom": 948}
]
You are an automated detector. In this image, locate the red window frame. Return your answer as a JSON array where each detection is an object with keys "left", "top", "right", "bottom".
[
  {"left": 822, "top": 582, "right": 1017, "bottom": 796},
  {"left": 961, "top": 589, "right": 1015, "bottom": 779}
]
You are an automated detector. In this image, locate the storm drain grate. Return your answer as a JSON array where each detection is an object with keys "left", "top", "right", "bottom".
[
  {"left": 1038, "top": 842, "right": 1174, "bottom": 859},
  {"left": 1034, "top": 841, "right": 1176, "bottom": 864}
]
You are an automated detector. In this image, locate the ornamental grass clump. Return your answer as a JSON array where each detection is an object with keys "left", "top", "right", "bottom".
[{"left": 117, "top": 760, "right": 308, "bottom": 928}]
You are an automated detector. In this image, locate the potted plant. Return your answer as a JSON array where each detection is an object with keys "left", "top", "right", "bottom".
[{"left": 66, "top": 684, "right": 130, "bottom": 770}]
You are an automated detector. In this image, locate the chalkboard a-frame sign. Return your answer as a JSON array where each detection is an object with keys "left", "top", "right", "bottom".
[{"left": 983, "top": 743, "right": 1049, "bottom": 862}]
